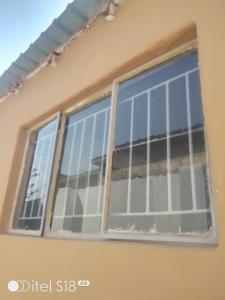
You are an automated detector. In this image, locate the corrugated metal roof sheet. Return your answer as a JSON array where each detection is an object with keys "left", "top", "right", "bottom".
[{"left": 0, "top": 0, "right": 110, "bottom": 99}]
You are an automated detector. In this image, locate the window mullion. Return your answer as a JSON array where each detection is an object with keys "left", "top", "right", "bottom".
[{"left": 101, "top": 81, "right": 119, "bottom": 235}]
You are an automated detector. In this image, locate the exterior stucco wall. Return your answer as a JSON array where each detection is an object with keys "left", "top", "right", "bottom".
[{"left": 0, "top": 0, "right": 225, "bottom": 299}]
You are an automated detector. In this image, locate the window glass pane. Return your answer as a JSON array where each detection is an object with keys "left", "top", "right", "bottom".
[
  {"left": 169, "top": 77, "right": 192, "bottom": 211},
  {"left": 51, "top": 96, "right": 110, "bottom": 234},
  {"left": 110, "top": 100, "right": 131, "bottom": 214},
  {"left": 108, "top": 51, "right": 212, "bottom": 236},
  {"left": 13, "top": 118, "right": 59, "bottom": 231},
  {"left": 130, "top": 93, "right": 148, "bottom": 213},
  {"left": 149, "top": 86, "right": 168, "bottom": 213},
  {"left": 192, "top": 130, "right": 210, "bottom": 209},
  {"left": 189, "top": 70, "right": 204, "bottom": 128}
]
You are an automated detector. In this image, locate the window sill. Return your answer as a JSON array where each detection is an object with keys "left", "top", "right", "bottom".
[{"left": 44, "top": 230, "right": 219, "bottom": 247}]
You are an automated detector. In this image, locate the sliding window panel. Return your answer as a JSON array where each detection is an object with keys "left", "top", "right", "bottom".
[
  {"left": 12, "top": 116, "right": 60, "bottom": 233},
  {"left": 108, "top": 51, "right": 213, "bottom": 236},
  {"left": 51, "top": 96, "right": 110, "bottom": 234}
]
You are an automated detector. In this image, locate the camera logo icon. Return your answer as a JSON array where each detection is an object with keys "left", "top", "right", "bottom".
[
  {"left": 8, "top": 281, "right": 19, "bottom": 292},
  {"left": 7, "top": 280, "right": 30, "bottom": 292}
]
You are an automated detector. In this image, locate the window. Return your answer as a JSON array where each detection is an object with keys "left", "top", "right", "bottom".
[
  {"left": 9, "top": 42, "right": 216, "bottom": 244},
  {"left": 51, "top": 96, "right": 110, "bottom": 234},
  {"left": 11, "top": 116, "right": 60, "bottom": 235},
  {"left": 108, "top": 51, "right": 212, "bottom": 237}
]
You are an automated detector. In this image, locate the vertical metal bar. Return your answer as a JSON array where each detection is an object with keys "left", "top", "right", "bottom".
[
  {"left": 84, "top": 115, "right": 97, "bottom": 214},
  {"left": 166, "top": 82, "right": 172, "bottom": 212},
  {"left": 37, "top": 134, "right": 54, "bottom": 217},
  {"left": 127, "top": 98, "right": 134, "bottom": 213},
  {"left": 101, "top": 83, "right": 118, "bottom": 234},
  {"left": 60, "top": 124, "right": 77, "bottom": 217},
  {"left": 97, "top": 110, "right": 109, "bottom": 215},
  {"left": 72, "top": 120, "right": 86, "bottom": 215},
  {"left": 146, "top": 91, "right": 151, "bottom": 213},
  {"left": 185, "top": 74, "right": 197, "bottom": 210}
]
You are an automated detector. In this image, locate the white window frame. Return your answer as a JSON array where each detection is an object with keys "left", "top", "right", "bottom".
[{"left": 8, "top": 40, "right": 218, "bottom": 245}]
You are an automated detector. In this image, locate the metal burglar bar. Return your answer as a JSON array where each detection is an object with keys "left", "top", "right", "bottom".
[
  {"left": 110, "top": 69, "right": 199, "bottom": 213},
  {"left": 37, "top": 135, "right": 54, "bottom": 217},
  {"left": 21, "top": 139, "right": 44, "bottom": 219},
  {"left": 29, "top": 136, "right": 51, "bottom": 218},
  {"left": 51, "top": 96, "right": 110, "bottom": 234},
  {"left": 20, "top": 133, "right": 56, "bottom": 220},
  {"left": 12, "top": 116, "right": 60, "bottom": 233},
  {"left": 108, "top": 51, "right": 212, "bottom": 235}
]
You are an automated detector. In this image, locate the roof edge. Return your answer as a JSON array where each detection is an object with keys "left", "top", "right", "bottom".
[{"left": 0, "top": 0, "right": 121, "bottom": 103}]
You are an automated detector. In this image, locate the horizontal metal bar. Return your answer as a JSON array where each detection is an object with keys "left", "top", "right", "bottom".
[
  {"left": 67, "top": 106, "right": 110, "bottom": 129},
  {"left": 32, "top": 132, "right": 56, "bottom": 143},
  {"left": 53, "top": 214, "right": 102, "bottom": 218},
  {"left": 109, "top": 209, "right": 210, "bottom": 216},
  {"left": 19, "top": 217, "right": 42, "bottom": 220},
  {"left": 114, "top": 127, "right": 203, "bottom": 152},
  {"left": 52, "top": 208, "right": 210, "bottom": 218},
  {"left": 119, "top": 67, "right": 198, "bottom": 107}
]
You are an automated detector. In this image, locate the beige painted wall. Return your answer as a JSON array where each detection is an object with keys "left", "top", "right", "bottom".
[{"left": 0, "top": 0, "right": 225, "bottom": 299}]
